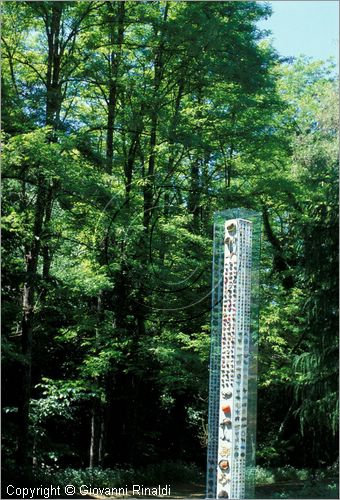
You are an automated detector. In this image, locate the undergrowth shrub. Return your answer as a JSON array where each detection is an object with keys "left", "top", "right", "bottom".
[
  {"left": 255, "top": 466, "right": 275, "bottom": 484},
  {"left": 255, "top": 465, "right": 339, "bottom": 499},
  {"left": 34, "top": 460, "right": 203, "bottom": 490}
]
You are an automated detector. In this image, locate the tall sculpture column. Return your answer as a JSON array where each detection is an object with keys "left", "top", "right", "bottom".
[{"left": 206, "top": 210, "right": 261, "bottom": 499}]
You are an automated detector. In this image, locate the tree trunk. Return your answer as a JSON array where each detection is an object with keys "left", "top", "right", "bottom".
[
  {"left": 15, "top": 1, "right": 89, "bottom": 472},
  {"left": 143, "top": 3, "right": 169, "bottom": 230},
  {"left": 188, "top": 159, "right": 201, "bottom": 233},
  {"left": 89, "top": 397, "right": 105, "bottom": 468},
  {"left": 144, "top": 116, "right": 157, "bottom": 230},
  {"left": 139, "top": 6, "right": 170, "bottom": 348},
  {"left": 89, "top": 292, "right": 106, "bottom": 468},
  {"left": 16, "top": 183, "right": 46, "bottom": 471},
  {"left": 106, "top": 1, "right": 125, "bottom": 174},
  {"left": 159, "top": 80, "right": 184, "bottom": 262},
  {"left": 98, "top": 416, "right": 105, "bottom": 467},
  {"left": 125, "top": 131, "right": 140, "bottom": 202},
  {"left": 262, "top": 205, "right": 294, "bottom": 289},
  {"left": 46, "top": 3, "right": 63, "bottom": 129},
  {"left": 42, "top": 185, "right": 54, "bottom": 281},
  {"left": 89, "top": 403, "right": 100, "bottom": 469}
]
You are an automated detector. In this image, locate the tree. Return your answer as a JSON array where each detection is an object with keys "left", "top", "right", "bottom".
[
  {"left": 3, "top": 2, "right": 337, "bottom": 484},
  {"left": 256, "top": 59, "right": 338, "bottom": 467},
  {"left": 2, "top": 1, "right": 101, "bottom": 472}
]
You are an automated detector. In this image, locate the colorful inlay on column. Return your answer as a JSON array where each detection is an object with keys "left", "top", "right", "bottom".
[{"left": 206, "top": 210, "right": 261, "bottom": 499}]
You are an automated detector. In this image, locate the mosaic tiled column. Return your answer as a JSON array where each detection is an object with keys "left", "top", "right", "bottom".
[{"left": 206, "top": 210, "right": 261, "bottom": 499}]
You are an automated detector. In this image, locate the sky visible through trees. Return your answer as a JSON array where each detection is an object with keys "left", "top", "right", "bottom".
[{"left": 258, "top": 1, "right": 339, "bottom": 66}]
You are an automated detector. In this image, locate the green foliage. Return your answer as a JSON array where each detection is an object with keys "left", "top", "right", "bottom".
[
  {"left": 1, "top": 0, "right": 338, "bottom": 482},
  {"left": 255, "top": 466, "right": 339, "bottom": 499},
  {"left": 256, "top": 58, "right": 338, "bottom": 469},
  {"left": 34, "top": 461, "right": 204, "bottom": 489},
  {"left": 256, "top": 479, "right": 339, "bottom": 499},
  {"left": 255, "top": 466, "right": 276, "bottom": 485}
]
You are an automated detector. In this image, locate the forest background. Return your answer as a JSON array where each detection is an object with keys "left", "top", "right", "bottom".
[{"left": 1, "top": 1, "right": 338, "bottom": 498}]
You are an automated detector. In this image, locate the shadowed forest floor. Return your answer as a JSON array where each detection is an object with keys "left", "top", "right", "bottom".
[
  {"left": 88, "top": 482, "right": 205, "bottom": 499},
  {"left": 87, "top": 478, "right": 339, "bottom": 499},
  {"left": 255, "top": 477, "right": 339, "bottom": 499}
]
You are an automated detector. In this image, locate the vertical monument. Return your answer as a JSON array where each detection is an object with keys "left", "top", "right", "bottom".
[{"left": 206, "top": 209, "right": 261, "bottom": 499}]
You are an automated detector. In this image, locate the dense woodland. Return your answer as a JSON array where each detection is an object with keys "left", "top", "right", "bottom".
[{"left": 1, "top": 0, "right": 338, "bottom": 493}]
